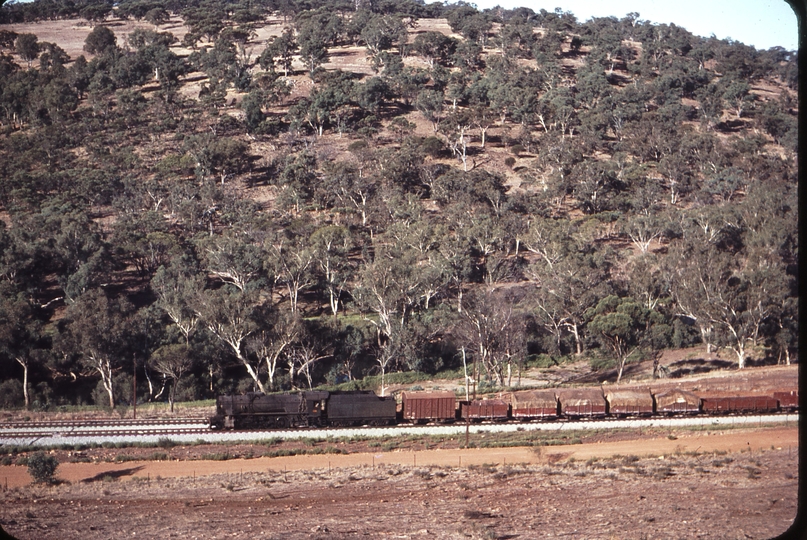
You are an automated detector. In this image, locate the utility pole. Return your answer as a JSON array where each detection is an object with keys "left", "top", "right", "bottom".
[{"left": 132, "top": 354, "right": 137, "bottom": 420}]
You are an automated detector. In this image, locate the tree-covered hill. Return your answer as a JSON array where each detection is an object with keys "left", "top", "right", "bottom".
[{"left": 0, "top": 0, "right": 798, "bottom": 410}]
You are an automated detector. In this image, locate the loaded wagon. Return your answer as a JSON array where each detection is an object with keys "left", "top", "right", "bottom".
[
  {"left": 401, "top": 391, "right": 457, "bottom": 423},
  {"left": 604, "top": 389, "right": 654, "bottom": 416},
  {"left": 700, "top": 395, "right": 779, "bottom": 414},
  {"left": 653, "top": 389, "right": 701, "bottom": 415},
  {"left": 460, "top": 399, "right": 510, "bottom": 422},
  {"left": 508, "top": 390, "right": 559, "bottom": 420},
  {"left": 557, "top": 388, "right": 607, "bottom": 418}
]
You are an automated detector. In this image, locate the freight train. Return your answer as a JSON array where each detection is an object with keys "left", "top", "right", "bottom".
[{"left": 209, "top": 387, "right": 798, "bottom": 430}]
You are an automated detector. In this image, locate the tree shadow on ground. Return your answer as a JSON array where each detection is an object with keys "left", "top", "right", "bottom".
[
  {"left": 81, "top": 466, "right": 144, "bottom": 483},
  {"left": 668, "top": 358, "right": 734, "bottom": 378},
  {"left": 568, "top": 361, "right": 646, "bottom": 384}
]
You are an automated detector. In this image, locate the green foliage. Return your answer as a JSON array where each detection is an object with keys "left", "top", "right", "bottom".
[
  {"left": 15, "top": 33, "right": 40, "bottom": 67},
  {"left": 0, "top": 4, "right": 797, "bottom": 408},
  {"left": 84, "top": 26, "right": 117, "bottom": 55},
  {"left": 27, "top": 451, "right": 58, "bottom": 483}
]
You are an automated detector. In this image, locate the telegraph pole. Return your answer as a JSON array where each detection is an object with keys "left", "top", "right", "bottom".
[{"left": 132, "top": 354, "right": 137, "bottom": 419}]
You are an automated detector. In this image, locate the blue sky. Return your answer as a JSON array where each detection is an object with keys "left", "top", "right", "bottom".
[{"left": 467, "top": 0, "right": 800, "bottom": 51}]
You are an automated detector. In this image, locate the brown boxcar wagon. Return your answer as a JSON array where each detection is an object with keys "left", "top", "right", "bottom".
[
  {"left": 773, "top": 390, "right": 799, "bottom": 410},
  {"left": 557, "top": 388, "right": 607, "bottom": 417},
  {"left": 508, "top": 390, "right": 559, "bottom": 420},
  {"left": 653, "top": 389, "right": 701, "bottom": 415},
  {"left": 460, "top": 399, "right": 510, "bottom": 421},
  {"left": 401, "top": 391, "right": 457, "bottom": 423},
  {"left": 700, "top": 395, "right": 779, "bottom": 414},
  {"left": 604, "top": 389, "right": 654, "bottom": 416}
]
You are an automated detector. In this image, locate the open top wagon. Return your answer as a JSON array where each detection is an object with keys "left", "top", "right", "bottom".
[
  {"left": 401, "top": 391, "right": 457, "bottom": 423},
  {"left": 556, "top": 388, "right": 607, "bottom": 418},
  {"left": 507, "top": 390, "right": 559, "bottom": 420}
]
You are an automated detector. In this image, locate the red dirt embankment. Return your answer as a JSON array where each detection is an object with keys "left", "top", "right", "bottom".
[{"left": 0, "top": 426, "right": 796, "bottom": 488}]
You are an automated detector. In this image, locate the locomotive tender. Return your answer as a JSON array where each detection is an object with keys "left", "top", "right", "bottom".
[
  {"left": 210, "top": 387, "right": 798, "bottom": 430},
  {"left": 209, "top": 390, "right": 397, "bottom": 429}
]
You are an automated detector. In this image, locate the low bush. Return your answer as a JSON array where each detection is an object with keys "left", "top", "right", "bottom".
[{"left": 27, "top": 452, "right": 58, "bottom": 484}]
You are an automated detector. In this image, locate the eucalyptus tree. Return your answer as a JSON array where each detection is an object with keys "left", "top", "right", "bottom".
[
  {"left": 15, "top": 33, "right": 39, "bottom": 68},
  {"left": 186, "top": 133, "right": 251, "bottom": 185},
  {"left": 296, "top": 70, "right": 356, "bottom": 136},
  {"left": 148, "top": 343, "right": 194, "bottom": 412},
  {"left": 0, "top": 282, "right": 45, "bottom": 409},
  {"left": 181, "top": 4, "right": 226, "bottom": 46},
  {"left": 440, "top": 108, "right": 473, "bottom": 171},
  {"left": 196, "top": 233, "right": 263, "bottom": 293},
  {"left": 587, "top": 295, "right": 667, "bottom": 383},
  {"left": 246, "top": 310, "right": 300, "bottom": 391},
  {"left": 412, "top": 31, "right": 457, "bottom": 68},
  {"left": 11, "top": 202, "right": 108, "bottom": 304},
  {"left": 415, "top": 88, "right": 444, "bottom": 132},
  {"left": 127, "top": 29, "right": 187, "bottom": 92},
  {"left": 351, "top": 242, "right": 427, "bottom": 394},
  {"left": 493, "top": 18, "right": 535, "bottom": 59},
  {"left": 259, "top": 27, "right": 297, "bottom": 77},
  {"left": 447, "top": 6, "right": 492, "bottom": 47},
  {"left": 361, "top": 13, "right": 406, "bottom": 65},
  {"left": 267, "top": 227, "right": 317, "bottom": 315},
  {"left": 83, "top": 26, "right": 117, "bottom": 55},
  {"left": 296, "top": 10, "right": 339, "bottom": 76},
  {"left": 151, "top": 259, "right": 205, "bottom": 347},
  {"left": 310, "top": 225, "right": 354, "bottom": 317},
  {"left": 286, "top": 324, "right": 333, "bottom": 390},
  {"left": 457, "top": 288, "right": 526, "bottom": 388},
  {"left": 145, "top": 7, "right": 170, "bottom": 28},
  {"left": 55, "top": 289, "right": 135, "bottom": 408},
  {"left": 193, "top": 285, "right": 265, "bottom": 392},
  {"left": 320, "top": 161, "right": 378, "bottom": 228}
]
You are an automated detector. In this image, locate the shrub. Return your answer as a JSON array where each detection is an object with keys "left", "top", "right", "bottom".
[
  {"left": 27, "top": 452, "right": 58, "bottom": 484},
  {"left": 157, "top": 437, "right": 176, "bottom": 449},
  {"left": 504, "top": 156, "right": 516, "bottom": 168},
  {"left": 420, "top": 136, "right": 446, "bottom": 158},
  {"left": 0, "top": 379, "right": 24, "bottom": 408}
]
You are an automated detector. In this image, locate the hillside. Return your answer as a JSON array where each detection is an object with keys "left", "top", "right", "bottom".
[{"left": 0, "top": 0, "right": 799, "bottom": 410}]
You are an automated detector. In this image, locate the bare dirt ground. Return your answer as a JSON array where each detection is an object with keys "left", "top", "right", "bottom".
[{"left": 0, "top": 426, "right": 798, "bottom": 539}]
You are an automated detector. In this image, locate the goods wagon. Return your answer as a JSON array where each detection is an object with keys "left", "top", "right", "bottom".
[
  {"left": 401, "top": 391, "right": 456, "bottom": 423},
  {"left": 700, "top": 395, "right": 779, "bottom": 414},
  {"left": 326, "top": 391, "right": 397, "bottom": 426},
  {"left": 604, "top": 389, "right": 654, "bottom": 416},
  {"left": 557, "top": 388, "right": 607, "bottom": 417},
  {"left": 773, "top": 390, "right": 799, "bottom": 410},
  {"left": 653, "top": 389, "right": 701, "bottom": 415},
  {"left": 460, "top": 399, "right": 510, "bottom": 421},
  {"left": 508, "top": 390, "right": 559, "bottom": 420}
]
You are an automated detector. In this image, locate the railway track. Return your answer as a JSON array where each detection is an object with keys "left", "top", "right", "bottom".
[
  {"left": 0, "top": 413, "right": 797, "bottom": 448},
  {"left": 0, "top": 428, "right": 212, "bottom": 440},
  {"left": 0, "top": 418, "right": 211, "bottom": 442},
  {"left": 0, "top": 418, "right": 209, "bottom": 430}
]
